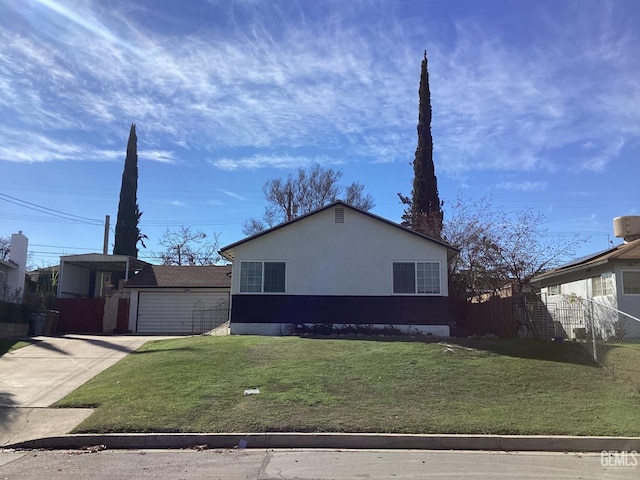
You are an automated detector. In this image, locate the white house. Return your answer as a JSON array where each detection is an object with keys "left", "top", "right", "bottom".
[
  {"left": 0, "top": 232, "right": 28, "bottom": 303},
  {"left": 125, "top": 264, "right": 231, "bottom": 334},
  {"left": 531, "top": 217, "right": 640, "bottom": 340},
  {"left": 219, "top": 201, "right": 459, "bottom": 336}
]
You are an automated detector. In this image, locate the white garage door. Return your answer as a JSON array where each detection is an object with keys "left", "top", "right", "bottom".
[{"left": 136, "top": 290, "right": 230, "bottom": 334}]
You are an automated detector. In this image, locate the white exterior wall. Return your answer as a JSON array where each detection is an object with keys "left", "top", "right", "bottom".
[
  {"left": 4, "top": 232, "right": 28, "bottom": 302},
  {"left": 540, "top": 267, "right": 618, "bottom": 306},
  {"left": 229, "top": 206, "right": 449, "bottom": 296},
  {"left": 615, "top": 263, "right": 640, "bottom": 322},
  {"left": 58, "top": 263, "right": 91, "bottom": 298},
  {"left": 538, "top": 265, "right": 630, "bottom": 339}
]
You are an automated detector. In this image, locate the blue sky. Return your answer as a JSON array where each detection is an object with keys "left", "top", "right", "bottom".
[{"left": 1, "top": 0, "right": 639, "bottom": 268}]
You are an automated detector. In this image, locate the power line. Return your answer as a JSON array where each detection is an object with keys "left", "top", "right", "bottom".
[{"left": 0, "top": 193, "right": 103, "bottom": 226}]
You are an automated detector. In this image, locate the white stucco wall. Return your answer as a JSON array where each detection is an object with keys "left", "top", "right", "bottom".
[{"left": 229, "top": 206, "right": 450, "bottom": 297}]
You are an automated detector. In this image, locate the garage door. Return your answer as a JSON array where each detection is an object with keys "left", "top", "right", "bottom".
[{"left": 136, "top": 290, "right": 230, "bottom": 334}]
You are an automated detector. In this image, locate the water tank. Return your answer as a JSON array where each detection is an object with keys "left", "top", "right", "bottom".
[{"left": 613, "top": 216, "right": 640, "bottom": 242}]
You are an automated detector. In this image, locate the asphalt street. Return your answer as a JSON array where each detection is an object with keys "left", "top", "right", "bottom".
[{"left": 1, "top": 448, "right": 638, "bottom": 480}]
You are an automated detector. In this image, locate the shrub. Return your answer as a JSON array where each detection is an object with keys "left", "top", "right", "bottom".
[{"left": 0, "top": 301, "right": 33, "bottom": 324}]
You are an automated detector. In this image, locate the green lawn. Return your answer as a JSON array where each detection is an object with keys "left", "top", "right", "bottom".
[
  {"left": 55, "top": 336, "right": 640, "bottom": 436},
  {"left": 0, "top": 339, "right": 32, "bottom": 356},
  {"left": 600, "top": 342, "right": 640, "bottom": 392}
]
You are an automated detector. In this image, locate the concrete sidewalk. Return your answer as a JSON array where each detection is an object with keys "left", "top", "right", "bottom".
[{"left": 0, "top": 334, "right": 169, "bottom": 446}]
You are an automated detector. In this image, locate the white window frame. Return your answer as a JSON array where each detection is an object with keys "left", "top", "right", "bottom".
[
  {"left": 239, "top": 261, "right": 286, "bottom": 294},
  {"left": 548, "top": 284, "right": 561, "bottom": 295},
  {"left": 622, "top": 270, "right": 640, "bottom": 295},
  {"left": 591, "top": 273, "right": 614, "bottom": 297},
  {"left": 392, "top": 261, "right": 441, "bottom": 295}
]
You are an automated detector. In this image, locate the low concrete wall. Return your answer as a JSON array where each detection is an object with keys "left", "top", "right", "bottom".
[{"left": 0, "top": 322, "right": 29, "bottom": 338}]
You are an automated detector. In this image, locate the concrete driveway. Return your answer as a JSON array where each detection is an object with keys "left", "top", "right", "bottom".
[{"left": 0, "top": 334, "right": 171, "bottom": 446}]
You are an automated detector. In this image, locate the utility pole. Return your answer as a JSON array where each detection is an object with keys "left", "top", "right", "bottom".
[{"left": 103, "top": 215, "right": 110, "bottom": 255}]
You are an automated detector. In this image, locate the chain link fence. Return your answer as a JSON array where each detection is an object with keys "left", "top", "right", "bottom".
[{"left": 533, "top": 293, "right": 640, "bottom": 392}]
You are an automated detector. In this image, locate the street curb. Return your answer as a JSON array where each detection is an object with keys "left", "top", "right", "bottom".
[{"left": 7, "top": 433, "right": 640, "bottom": 452}]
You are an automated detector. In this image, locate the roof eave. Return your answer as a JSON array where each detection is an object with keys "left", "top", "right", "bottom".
[{"left": 531, "top": 258, "right": 611, "bottom": 284}]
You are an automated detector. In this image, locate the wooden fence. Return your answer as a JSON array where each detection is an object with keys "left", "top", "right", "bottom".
[
  {"left": 56, "top": 298, "right": 105, "bottom": 333},
  {"left": 452, "top": 296, "right": 517, "bottom": 338}
]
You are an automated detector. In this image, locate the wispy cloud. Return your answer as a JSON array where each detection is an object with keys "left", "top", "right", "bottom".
[
  {"left": 0, "top": 127, "right": 122, "bottom": 162},
  {"left": 165, "top": 200, "right": 186, "bottom": 207},
  {"left": 496, "top": 181, "right": 548, "bottom": 192},
  {"left": 140, "top": 150, "right": 177, "bottom": 164},
  {"left": 431, "top": 5, "right": 640, "bottom": 175},
  {"left": 218, "top": 189, "right": 247, "bottom": 202},
  {"left": 210, "top": 155, "right": 318, "bottom": 171},
  {"left": 0, "top": 0, "right": 638, "bottom": 176}
]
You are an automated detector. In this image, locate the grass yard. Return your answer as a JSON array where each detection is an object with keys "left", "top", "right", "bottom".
[
  {"left": 0, "top": 339, "right": 32, "bottom": 356},
  {"left": 55, "top": 336, "right": 640, "bottom": 436},
  {"left": 600, "top": 342, "right": 640, "bottom": 392}
]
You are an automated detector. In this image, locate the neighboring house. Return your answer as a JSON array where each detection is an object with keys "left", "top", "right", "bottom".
[
  {"left": 56, "top": 253, "right": 150, "bottom": 333},
  {"left": 57, "top": 253, "right": 149, "bottom": 299},
  {"left": 531, "top": 237, "right": 640, "bottom": 340},
  {"left": 0, "top": 232, "right": 28, "bottom": 303},
  {"left": 219, "top": 201, "right": 459, "bottom": 336},
  {"left": 125, "top": 264, "right": 231, "bottom": 334}
]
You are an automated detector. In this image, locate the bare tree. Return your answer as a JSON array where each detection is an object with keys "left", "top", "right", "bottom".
[
  {"left": 243, "top": 164, "right": 375, "bottom": 235},
  {"left": 443, "top": 195, "right": 588, "bottom": 298},
  {"left": 155, "top": 226, "right": 221, "bottom": 266},
  {"left": 0, "top": 235, "right": 9, "bottom": 261}
]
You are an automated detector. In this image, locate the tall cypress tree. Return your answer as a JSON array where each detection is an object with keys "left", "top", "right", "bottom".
[
  {"left": 399, "top": 50, "right": 443, "bottom": 238},
  {"left": 113, "top": 123, "right": 144, "bottom": 258}
]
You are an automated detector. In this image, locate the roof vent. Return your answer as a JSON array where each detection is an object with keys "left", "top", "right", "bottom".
[
  {"left": 613, "top": 216, "right": 640, "bottom": 243},
  {"left": 335, "top": 207, "right": 345, "bottom": 223}
]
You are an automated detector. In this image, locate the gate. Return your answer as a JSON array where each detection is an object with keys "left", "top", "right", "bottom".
[{"left": 191, "top": 300, "right": 229, "bottom": 334}]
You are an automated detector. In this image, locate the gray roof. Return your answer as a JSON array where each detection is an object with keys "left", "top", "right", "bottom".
[
  {"left": 125, "top": 264, "right": 232, "bottom": 288},
  {"left": 532, "top": 238, "right": 640, "bottom": 283}
]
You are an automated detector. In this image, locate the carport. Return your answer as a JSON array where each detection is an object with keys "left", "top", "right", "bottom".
[{"left": 56, "top": 254, "right": 150, "bottom": 333}]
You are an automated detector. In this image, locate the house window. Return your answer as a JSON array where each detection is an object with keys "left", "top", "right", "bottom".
[
  {"left": 622, "top": 271, "right": 640, "bottom": 295},
  {"left": 548, "top": 284, "right": 561, "bottom": 295},
  {"left": 240, "top": 261, "right": 286, "bottom": 293},
  {"left": 393, "top": 262, "right": 440, "bottom": 295},
  {"left": 264, "top": 262, "right": 286, "bottom": 293},
  {"left": 591, "top": 273, "right": 614, "bottom": 297}
]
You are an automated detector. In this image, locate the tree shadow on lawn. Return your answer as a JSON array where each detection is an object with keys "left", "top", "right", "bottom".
[{"left": 297, "top": 334, "right": 599, "bottom": 367}]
